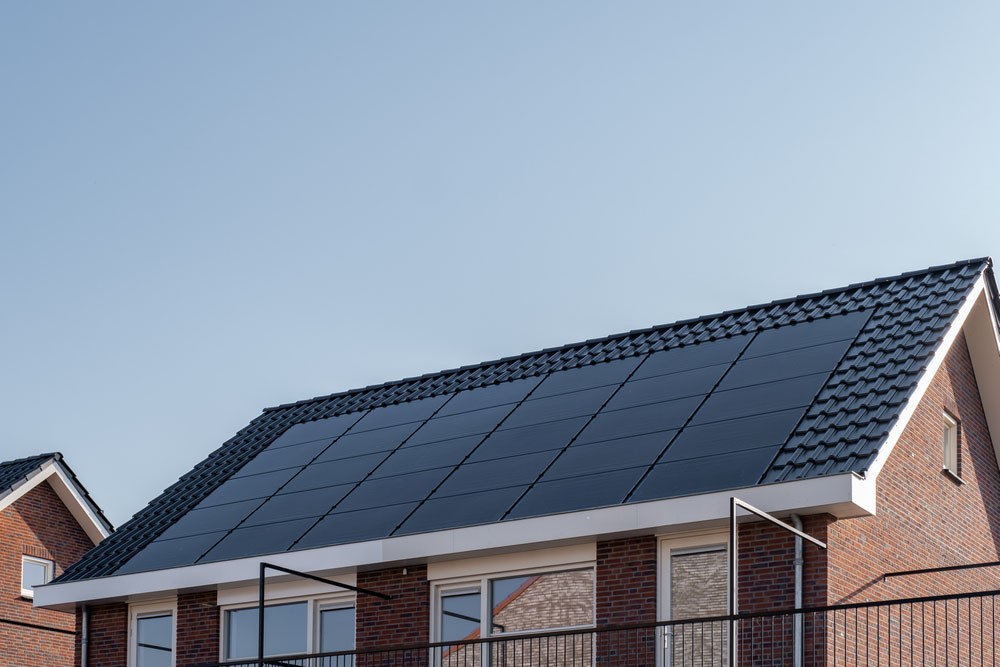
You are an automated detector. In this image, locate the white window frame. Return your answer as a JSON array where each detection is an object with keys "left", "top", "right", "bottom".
[
  {"left": 219, "top": 590, "right": 356, "bottom": 661},
  {"left": 943, "top": 412, "right": 964, "bottom": 482},
  {"left": 128, "top": 599, "right": 177, "bottom": 667},
  {"left": 431, "top": 561, "right": 597, "bottom": 643},
  {"left": 20, "top": 555, "right": 53, "bottom": 598}
]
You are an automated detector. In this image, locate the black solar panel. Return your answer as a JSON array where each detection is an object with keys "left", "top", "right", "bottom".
[
  {"left": 717, "top": 339, "right": 853, "bottom": 391},
  {"left": 468, "top": 417, "right": 589, "bottom": 463},
  {"left": 395, "top": 486, "right": 527, "bottom": 535},
  {"left": 115, "top": 531, "right": 228, "bottom": 574},
  {"left": 741, "top": 311, "right": 869, "bottom": 359},
  {"left": 296, "top": 503, "right": 419, "bottom": 549},
  {"left": 530, "top": 358, "right": 641, "bottom": 398},
  {"left": 435, "top": 378, "right": 541, "bottom": 417},
  {"left": 200, "top": 518, "right": 318, "bottom": 563},
  {"left": 574, "top": 397, "right": 702, "bottom": 445},
  {"left": 349, "top": 396, "right": 449, "bottom": 432},
  {"left": 630, "top": 446, "right": 781, "bottom": 502},
  {"left": 279, "top": 453, "right": 387, "bottom": 494},
  {"left": 605, "top": 364, "right": 728, "bottom": 411},
  {"left": 198, "top": 468, "right": 302, "bottom": 508},
  {"left": 157, "top": 499, "right": 264, "bottom": 541},
  {"left": 267, "top": 413, "right": 367, "bottom": 450},
  {"left": 631, "top": 335, "right": 751, "bottom": 380},
  {"left": 507, "top": 468, "right": 647, "bottom": 519},
  {"left": 500, "top": 385, "right": 618, "bottom": 430},
  {"left": 406, "top": 404, "right": 516, "bottom": 447},
  {"left": 660, "top": 409, "right": 804, "bottom": 463},
  {"left": 370, "top": 435, "right": 484, "bottom": 478},
  {"left": 690, "top": 373, "right": 831, "bottom": 426},
  {"left": 241, "top": 484, "right": 355, "bottom": 527},
  {"left": 542, "top": 431, "right": 675, "bottom": 481},
  {"left": 313, "top": 423, "right": 422, "bottom": 463},
  {"left": 434, "top": 451, "right": 561, "bottom": 497},
  {"left": 231, "top": 438, "right": 334, "bottom": 479},
  {"left": 335, "top": 467, "right": 453, "bottom": 512}
]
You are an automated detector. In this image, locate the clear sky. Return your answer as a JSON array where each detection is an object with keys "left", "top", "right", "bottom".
[{"left": 2, "top": 3, "right": 999, "bottom": 526}]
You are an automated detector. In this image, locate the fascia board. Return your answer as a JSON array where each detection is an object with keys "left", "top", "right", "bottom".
[
  {"left": 0, "top": 459, "right": 54, "bottom": 512},
  {"left": 963, "top": 289, "right": 1000, "bottom": 469},
  {"left": 35, "top": 472, "right": 870, "bottom": 611},
  {"left": 865, "top": 274, "right": 987, "bottom": 482}
]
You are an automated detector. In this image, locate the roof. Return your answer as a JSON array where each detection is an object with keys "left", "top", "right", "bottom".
[
  {"left": 58, "top": 257, "right": 995, "bottom": 582},
  {"left": 0, "top": 452, "right": 115, "bottom": 540}
]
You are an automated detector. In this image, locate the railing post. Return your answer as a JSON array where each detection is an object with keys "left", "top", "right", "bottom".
[
  {"left": 730, "top": 496, "right": 738, "bottom": 667},
  {"left": 258, "top": 562, "right": 265, "bottom": 667}
]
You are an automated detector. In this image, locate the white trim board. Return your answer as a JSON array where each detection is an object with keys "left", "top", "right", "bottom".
[{"left": 35, "top": 472, "right": 872, "bottom": 611}]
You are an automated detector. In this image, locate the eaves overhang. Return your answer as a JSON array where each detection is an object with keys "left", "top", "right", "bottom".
[{"left": 35, "top": 472, "right": 872, "bottom": 611}]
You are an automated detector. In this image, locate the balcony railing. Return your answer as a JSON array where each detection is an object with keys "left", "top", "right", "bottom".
[{"left": 203, "top": 588, "right": 1000, "bottom": 667}]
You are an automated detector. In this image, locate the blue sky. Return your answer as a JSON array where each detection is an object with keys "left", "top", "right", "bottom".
[{"left": 2, "top": 3, "right": 999, "bottom": 526}]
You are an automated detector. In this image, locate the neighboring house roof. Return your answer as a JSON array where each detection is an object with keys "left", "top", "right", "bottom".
[
  {"left": 56, "top": 257, "right": 998, "bottom": 583},
  {"left": 0, "top": 453, "right": 114, "bottom": 544}
]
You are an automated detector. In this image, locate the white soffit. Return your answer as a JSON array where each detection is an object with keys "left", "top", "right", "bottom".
[
  {"left": 35, "top": 472, "right": 871, "bottom": 611},
  {"left": 964, "top": 287, "right": 1000, "bottom": 468}
]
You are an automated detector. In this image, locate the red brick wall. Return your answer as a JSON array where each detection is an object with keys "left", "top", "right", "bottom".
[
  {"left": 356, "top": 565, "right": 429, "bottom": 649},
  {"left": 596, "top": 535, "right": 657, "bottom": 626},
  {"left": 77, "top": 603, "right": 127, "bottom": 667},
  {"left": 177, "top": 590, "right": 219, "bottom": 667},
  {"left": 827, "top": 332, "right": 1000, "bottom": 604},
  {"left": 0, "top": 480, "right": 96, "bottom": 666}
]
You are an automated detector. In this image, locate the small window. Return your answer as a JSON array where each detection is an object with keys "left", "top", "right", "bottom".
[
  {"left": 225, "top": 602, "right": 308, "bottom": 660},
  {"left": 136, "top": 614, "right": 173, "bottom": 667},
  {"left": 20, "top": 556, "right": 53, "bottom": 598},
  {"left": 943, "top": 413, "right": 961, "bottom": 480}
]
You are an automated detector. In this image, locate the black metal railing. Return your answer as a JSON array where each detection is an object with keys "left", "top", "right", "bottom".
[{"left": 204, "top": 588, "right": 1000, "bottom": 667}]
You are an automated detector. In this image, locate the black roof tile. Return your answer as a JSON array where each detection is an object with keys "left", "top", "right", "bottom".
[{"left": 57, "top": 258, "right": 995, "bottom": 582}]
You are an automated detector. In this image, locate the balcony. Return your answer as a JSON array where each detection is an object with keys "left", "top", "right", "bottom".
[{"left": 203, "top": 588, "right": 1000, "bottom": 667}]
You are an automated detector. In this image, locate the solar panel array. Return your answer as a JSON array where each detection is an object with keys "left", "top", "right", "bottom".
[{"left": 116, "top": 310, "right": 870, "bottom": 574}]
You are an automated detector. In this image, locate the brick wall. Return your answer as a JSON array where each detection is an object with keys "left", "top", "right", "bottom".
[
  {"left": 827, "top": 332, "right": 1000, "bottom": 604},
  {"left": 596, "top": 535, "right": 657, "bottom": 626},
  {"left": 0, "top": 480, "right": 96, "bottom": 667},
  {"left": 77, "top": 603, "right": 127, "bottom": 667},
  {"left": 177, "top": 590, "right": 219, "bottom": 667},
  {"left": 356, "top": 565, "right": 429, "bottom": 649}
]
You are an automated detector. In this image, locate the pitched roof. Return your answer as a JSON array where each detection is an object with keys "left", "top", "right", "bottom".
[
  {"left": 58, "top": 258, "right": 994, "bottom": 582},
  {"left": 0, "top": 453, "right": 58, "bottom": 496},
  {"left": 0, "top": 452, "right": 114, "bottom": 539}
]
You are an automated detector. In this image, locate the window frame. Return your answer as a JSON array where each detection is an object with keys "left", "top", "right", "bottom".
[
  {"left": 219, "top": 591, "right": 356, "bottom": 661},
  {"left": 20, "top": 555, "right": 53, "bottom": 599},
  {"left": 128, "top": 599, "right": 177, "bottom": 667},
  {"left": 657, "top": 531, "right": 730, "bottom": 623},
  {"left": 431, "top": 561, "right": 597, "bottom": 643},
  {"left": 943, "top": 411, "right": 964, "bottom": 483}
]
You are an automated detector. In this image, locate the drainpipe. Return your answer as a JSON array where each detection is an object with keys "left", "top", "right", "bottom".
[
  {"left": 791, "top": 515, "right": 804, "bottom": 667},
  {"left": 81, "top": 605, "right": 88, "bottom": 667}
]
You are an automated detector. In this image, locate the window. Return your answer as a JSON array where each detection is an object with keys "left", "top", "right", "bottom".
[
  {"left": 222, "top": 597, "right": 355, "bottom": 661},
  {"left": 434, "top": 566, "right": 595, "bottom": 666},
  {"left": 20, "top": 555, "right": 53, "bottom": 598},
  {"left": 129, "top": 602, "right": 175, "bottom": 667},
  {"left": 943, "top": 412, "right": 961, "bottom": 480},
  {"left": 660, "top": 534, "right": 728, "bottom": 667}
]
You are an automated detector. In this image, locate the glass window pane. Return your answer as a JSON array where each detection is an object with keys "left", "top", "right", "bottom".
[
  {"left": 669, "top": 548, "right": 727, "bottom": 666},
  {"left": 226, "top": 602, "right": 307, "bottom": 659},
  {"left": 441, "top": 591, "right": 481, "bottom": 642},
  {"left": 136, "top": 614, "right": 172, "bottom": 667},
  {"left": 21, "top": 558, "right": 50, "bottom": 593},
  {"left": 489, "top": 569, "right": 594, "bottom": 634},
  {"left": 320, "top": 606, "right": 356, "bottom": 653}
]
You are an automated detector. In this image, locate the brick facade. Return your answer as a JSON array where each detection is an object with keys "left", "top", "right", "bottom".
[
  {"left": 356, "top": 565, "right": 430, "bottom": 649},
  {"left": 76, "top": 603, "right": 127, "bottom": 667},
  {"left": 1, "top": 480, "right": 95, "bottom": 667},
  {"left": 177, "top": 591, "right": 219, "bottom": 666}
]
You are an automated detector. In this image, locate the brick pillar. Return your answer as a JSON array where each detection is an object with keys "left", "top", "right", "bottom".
[
  {"left": 177, "top": 590, "right": 219, "bottom": 667},
  {"left": 356, "top": 565, "right": 429, "bottom": 649},
  {"left": 596, "top": 535, "right": 658, "bottom": 667},
  {"left": 78, "top": 602, "right": 128, "bottom": 667}
]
